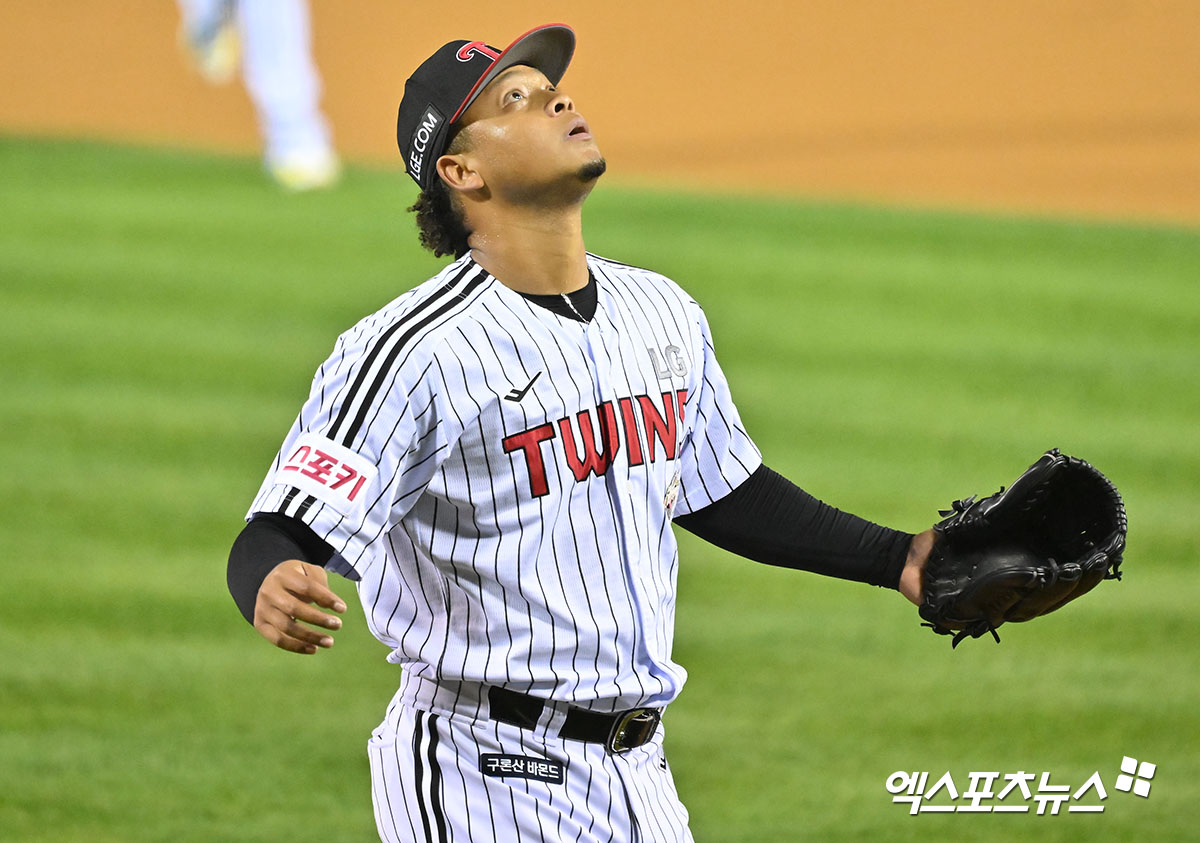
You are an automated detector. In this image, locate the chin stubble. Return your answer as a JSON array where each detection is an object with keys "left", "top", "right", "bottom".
[{"left": 579, "top": 158, "right": 607, "bottom": 181}]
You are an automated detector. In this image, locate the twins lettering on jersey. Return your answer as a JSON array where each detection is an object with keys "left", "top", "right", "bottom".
[{"left": 502, "top": 388, "right": 688, "bottom": 499}]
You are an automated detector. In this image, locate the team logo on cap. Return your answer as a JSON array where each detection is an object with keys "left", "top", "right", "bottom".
[{"left": 457, "top": 41, "right": 500, "bottom": 62}]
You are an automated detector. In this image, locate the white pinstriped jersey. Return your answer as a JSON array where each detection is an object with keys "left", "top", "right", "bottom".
[{"left": 248, "top": 252, "right": 761, "bottom": 710}]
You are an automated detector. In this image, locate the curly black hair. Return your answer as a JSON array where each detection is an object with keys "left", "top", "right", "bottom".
[{"left": 407, "top": 130, "right": 472, "bottom": 259}]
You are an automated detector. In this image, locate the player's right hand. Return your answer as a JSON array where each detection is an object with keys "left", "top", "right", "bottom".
[{"left": 253, "top": 560, "right": 348, "bottom": 654}]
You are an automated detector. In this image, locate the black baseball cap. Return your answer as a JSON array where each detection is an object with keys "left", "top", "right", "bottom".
[{"left": 396, "top": 24, "right": 576, "bottom": 191}]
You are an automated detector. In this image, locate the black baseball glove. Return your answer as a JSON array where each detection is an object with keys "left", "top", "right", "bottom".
[{"left": 919, "top": 449, "right": 1126, "bottom": 647}]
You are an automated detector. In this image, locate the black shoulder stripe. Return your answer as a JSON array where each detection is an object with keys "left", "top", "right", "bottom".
[
  {"left": 278, "top": 487, "right": 299, "bottom": 514},
  {"left": 296, "top": 494, "right": 317, "bottom": 519},
  {"left": 339, "top": 270, "right": 489, "bottom": 447},
  {"left": 328, "top": 263, "right": 484, "bottom": 445}
]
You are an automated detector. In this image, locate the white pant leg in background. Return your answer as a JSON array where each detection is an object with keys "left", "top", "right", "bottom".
[
  {"left": 176, "top": 0, "right": 336, "bottom": 172},
  {"left": 234, "top": 0, "right": 334, "bottom": 168}
]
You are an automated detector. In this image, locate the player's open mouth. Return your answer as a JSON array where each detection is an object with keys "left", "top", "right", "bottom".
[{"left": 566, "top": 117, "right": 592, "bottom": 140}]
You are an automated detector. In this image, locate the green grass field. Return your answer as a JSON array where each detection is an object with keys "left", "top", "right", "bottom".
[{"left": 2, "top": 136, "right": 1197, "bottom": 841}]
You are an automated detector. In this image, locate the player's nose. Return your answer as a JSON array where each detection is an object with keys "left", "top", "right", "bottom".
[{"left": 547, "top": 90, "right": 575, "bottom": 116}]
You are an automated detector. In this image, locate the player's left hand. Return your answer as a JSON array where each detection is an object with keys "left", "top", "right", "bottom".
[{"left": 899, "top": 529, "right": 936, "bottom": 606}]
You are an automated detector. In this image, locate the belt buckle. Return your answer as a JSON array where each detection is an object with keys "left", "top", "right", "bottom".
[{"left": 607, "top": 707, "right": 661, "bottom": 754}]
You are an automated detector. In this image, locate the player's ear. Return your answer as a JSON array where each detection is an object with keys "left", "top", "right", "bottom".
[{"left": 436, "top": 153, "right": 484, "bottom": 193}]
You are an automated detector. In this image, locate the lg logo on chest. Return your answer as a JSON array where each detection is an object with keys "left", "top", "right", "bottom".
[{"left": 649, "top": 344, "right": 688, "bottom": 380}]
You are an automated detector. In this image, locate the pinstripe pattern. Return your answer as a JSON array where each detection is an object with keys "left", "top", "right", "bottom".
[
  {"left": 369, "top": 682, "right": 694, "bottom": 842},
  {"left": 248, "top": 252, "right": 759, "bottom": 837}
]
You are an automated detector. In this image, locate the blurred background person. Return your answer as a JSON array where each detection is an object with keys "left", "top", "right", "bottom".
[{"left": 177, "top": 0, "right": 340, "bottom": 190}]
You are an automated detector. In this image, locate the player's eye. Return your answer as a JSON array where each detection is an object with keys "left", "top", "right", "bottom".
[{"left": 505, "top": 89, "right": 524, "bottom": 104}]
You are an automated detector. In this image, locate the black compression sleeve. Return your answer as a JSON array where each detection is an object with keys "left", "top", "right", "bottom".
[
  {"left": 673, "top": 464, "right": 912, "bottom": 589},
  {"left": 226, "top": 513, "right": 336, "bottom": 624}
]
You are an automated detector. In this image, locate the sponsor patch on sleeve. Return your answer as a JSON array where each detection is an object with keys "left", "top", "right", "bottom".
[{"left": 275, "top": 432, "right": 378, "bottom": 517}]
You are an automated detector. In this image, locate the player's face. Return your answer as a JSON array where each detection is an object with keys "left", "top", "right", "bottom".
[{"left": 454, "top": 65, "right": 605, "bottom": 201}]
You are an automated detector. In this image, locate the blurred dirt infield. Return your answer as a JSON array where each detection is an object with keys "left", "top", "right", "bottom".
[{"left": 1, "top": 1, "right": 1197, "bottom": 225}]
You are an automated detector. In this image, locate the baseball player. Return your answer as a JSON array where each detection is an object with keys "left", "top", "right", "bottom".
[{"left": 227, "top": 23, "right": 934, "bottom": 841}]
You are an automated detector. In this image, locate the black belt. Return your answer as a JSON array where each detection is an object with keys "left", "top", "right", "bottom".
[{"left": 487, "top": 686, "right": 662, "bottom": 754}]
